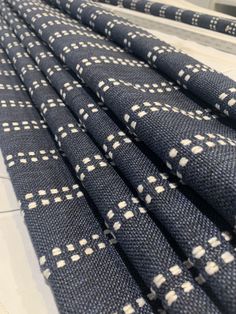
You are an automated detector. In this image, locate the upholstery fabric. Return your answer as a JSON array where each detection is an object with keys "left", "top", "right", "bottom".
[
  {"left": 94, "top": 0, "right": 236, "bottom": 38},
  {"left": 0, "top": 43, "right": 154, "bottom": 314},
  {"left": 45, "top": 0, "right": 236, "bottom": 122},
  {"left": 7, "top": 0, "right": 236, "bottom": 225},
  {"left": 0, "top": 0, "right": 235, "bottom": 313},
  {"left": 0, "top": 11, "right": 221, "bottom": 314}
]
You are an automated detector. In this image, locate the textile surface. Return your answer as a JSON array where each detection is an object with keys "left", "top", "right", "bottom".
[
  {"left": 0, "top": 23, "right": 154, "bottom": 314},
  {"left": 0, "top": 0, "right": 235, "bottom": 313},
  {"left": 95, "top": 0, "right": 236, "bottom": 37}
]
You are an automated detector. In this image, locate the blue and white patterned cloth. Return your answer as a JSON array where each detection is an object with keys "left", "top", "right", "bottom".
[
  {"left": 0, "top": 0, "right": 235, "bottom": 313},
  {"left": 95, "top": 0, "right": 236, "bottom": 37}
]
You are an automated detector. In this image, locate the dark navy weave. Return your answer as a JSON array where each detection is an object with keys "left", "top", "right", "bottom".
[
  {"left": 0, "top": 11, "right": 223, "bottom": 312},
  {"left": 0, "top": 44, "right": 155, "bottom": 314},
  {"left": 0, "top": 0, "right": 236, "bottom": 313},
  {"left": 45, "top": 0, "right": 236, "bottom": 122},
  {"left": 8, "top": 0, "right": 236, "bottom": 226},
  {"left": 94, "top": 0, "right": 236, "bottom": 37},
  {"left": 1, "top": 2, "right": 236, "bottom": 312}
]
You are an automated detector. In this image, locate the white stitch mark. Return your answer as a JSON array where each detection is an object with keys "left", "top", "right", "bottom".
[
  {"left": 52, "top": 247, "right": 61, "bottom": 256},
  {"left": 179, "top": 157, "right": 189, "bottom": 167},
  {"left": 145, "top": 194, "right": 152, "bottom": 204},
  {"left": 153, "top": 274, "right": 166, "bottom": 288},
  {"left": 155, "top": 186, "right": 165, "bottom": 194},
  {"left": 28, "top": 202, "right": 37, "bottom": 209},
  {"left": 71, "top": 254, "right": 80, "bottom": 262},
  {"left": 39, "top": 256, "right": 46, "bottom": 265},
  {"left": 66, "top": 244, "right": 75, "bottom": 251},
  {"left": 123, "top": 304, "right": 135, "bottom": 314},
  {"left": 191, "top": 146, "right": 203, "bottom": 154},
  {"left": 147, "top": 176, "right": 156, "bottom": 183},
  {"left": 118, "top": 201, "right": 127, "bottom": 209},
  {"left": 181, "top": 281, "right": 194, "bottom": 293},
  {"left": 165, "top": 290, "right": 178, "bottom": 306},
  {"left": 79, "top": 239, "right": 87, "bottom": 246},
  {"left": 192, "top": 246, "right": 205, "bottom": 259},
  {"left": 208, "top": 237, "right": 221, "bottom": 248},
  {"left": 57, "top": 260, "right": 66, "bottom": 268},
  {"left": 43, "top": 268, "right": 51, "bottom": 279},
  {"left": 124, "top": 211, "right": 134, "bottom": 219},
  {"left": 113, "top": 221, "right": 121, "bottom": 231},
  {"left": 205, "top": 261, "right": 219, "bottom": 275},
  {"left": 169, "top": 148, "right": 178, "bottom": 158},
  {"left": 85, "top": 248, "right": 94, "bottom": 255},
  {"left": 221, "top": 252, "right": 235, "bottom": 264},
  {"left": 169, "top": 265, "right": 182, "bottom": 276},
  {"left": 137, "top": 184, "right": 144, "bottom": 193}
]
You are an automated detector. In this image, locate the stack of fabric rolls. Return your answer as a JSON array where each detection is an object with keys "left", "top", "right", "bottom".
[
  {"left": 0, "top": 0, "right": 235, "bottom": 313},
  {"left": 94, "top": 0, "right": 236, "bottom": 37}
]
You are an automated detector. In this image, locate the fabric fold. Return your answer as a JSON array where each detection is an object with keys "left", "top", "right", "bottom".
[
  {"left": 1, "top": 0, "right": 236, "bottom": 312},
  {"left": 94, "top": 0, "right": 236, "bottom": 37},
  {"left": 1, "top": 3, "right": 236, "bottom": 312},
  {"left": 46, "top": 0, "right": 236, "bottom": 121},
  {"left": 0, "top": 14, "right": 221, "bottom": 313},
  {"left": 0, "top": 47, "right": 154, "bottom": 314},
  {"left": 8, "top": 0, "right": 236, "bottom": 229}
]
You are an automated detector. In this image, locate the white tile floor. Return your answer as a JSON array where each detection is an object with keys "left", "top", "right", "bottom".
[{"left": 0, "top": 150, "right": 58, "bottom": 314}]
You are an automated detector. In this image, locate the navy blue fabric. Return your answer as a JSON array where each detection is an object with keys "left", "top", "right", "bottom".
[
  {"left": 0, "top": 43, "right": 155, "bottom": 314},
  {"left": 1, "top": 3, "right": 236, "bottom": 313},
  {"left": 95, "top": 0, "right": 236, "bottom": 37},
  {"left": 0, "top": 0, "right": 236, "bottom": 313},
  {"left": 46, "top": 0, "right": 236, "bottom": 122},
  {"left": 0, "top": 9, "right": 222, "bottom": 313},
  {"left": 8, "top": 0, "right": 236, "bottom": 227}
]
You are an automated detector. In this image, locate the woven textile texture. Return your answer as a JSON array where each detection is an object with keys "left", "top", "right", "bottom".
[
  {"left": 0, "top": 0, "right": 236, "bottom": 313},
  {"left": 0, "top": 26, "right": 156, "bottom": 314},
  {"left": 46, "top": 0, "right": 236, "bottom": 122},
  {"left": 0, "top": 12, "right": 220, "bottom": 314},
  {"left": 94, "top": 0, "right": 236, "bottom": 37},
  {"left": 9, "top": 0, "right": 236, "bottom": 224}
]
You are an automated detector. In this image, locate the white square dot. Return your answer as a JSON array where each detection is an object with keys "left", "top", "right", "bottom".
[
  {"left": 42, "top": 199, "right": 50, "bottom": 206},
  {"left": 71, "top": 254, "right": 80, "bottom": 261},
  {"left": 155, "top": 186, "right": 165, "bottom": 193},
  {"left": 28, "top": 202, "right": 37, "bottom": 209},
  {"left": 124, "top": 211, "right": 134, "bottom": 219},
  {"left": 79, "top": 239, "right": 87, "bottom": 246},
  {"left": 118, "top": 201, "right": 127, "bottom": 209},
  {"left": 147, "top": 176, "right": 156, "bottom": 183},
  {"left": 57, "top": 260, "right": 65, "bottom": 268},
  {"left": 87, "top": 165, "right": 95, "bottom": 172}
]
